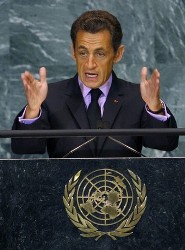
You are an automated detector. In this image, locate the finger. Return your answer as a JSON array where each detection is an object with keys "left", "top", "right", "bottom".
[
  {"left": 25, "top": 71, "right": 36, "bottom": 82},
  {"left": 151, "top": 69, "right": 160, "bottom": 84},
  {"left": 140, "top": 67, "right": 148, "bottom": 83},
  {"left": 21, "top": 72, "right": 36, "bottom": 94},
  {"left": 155, "top": 69, "right": 160, "bottom": 81},
  {"left": 21, "top": 72, "right": 29, "bottom": 88},
  {"left": 39, "top": 67, "right": 47, "bottom": 83},
  {"left": 21, "top": 71, "right": 35, "bottom": 86}
]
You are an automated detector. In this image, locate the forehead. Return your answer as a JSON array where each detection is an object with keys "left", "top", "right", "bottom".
[{"left": 75, "top": 30, "right": 113, "bottom": 50}]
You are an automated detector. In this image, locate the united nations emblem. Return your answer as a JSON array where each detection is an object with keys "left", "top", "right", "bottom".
[{"left": 63, "top": 168, "right": 147, "bottom": 240}]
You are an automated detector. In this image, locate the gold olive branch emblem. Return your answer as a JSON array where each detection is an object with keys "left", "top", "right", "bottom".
[
  {"left": 63, "top": 169, "right": 147, "bottom": 241},
  {"left": 109, "top": 170, "right": 147, "bottom": 240}
]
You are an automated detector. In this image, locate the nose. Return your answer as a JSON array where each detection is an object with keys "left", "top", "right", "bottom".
[{"left": 86, "top": 55, "right": 97, "bottom": 69}]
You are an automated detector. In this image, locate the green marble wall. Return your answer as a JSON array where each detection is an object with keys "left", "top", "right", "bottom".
[{"left": 0, "top": 0, "right": 185, "bottom": 158}]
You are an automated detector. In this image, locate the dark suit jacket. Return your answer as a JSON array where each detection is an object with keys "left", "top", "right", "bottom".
[{"left": 11, "top": 72, "right": 178, "bottom": 158}]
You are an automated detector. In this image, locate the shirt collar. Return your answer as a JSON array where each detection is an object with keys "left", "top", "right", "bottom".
[{"left": 78, "top": 74, "right": 112, "bottom": 99}]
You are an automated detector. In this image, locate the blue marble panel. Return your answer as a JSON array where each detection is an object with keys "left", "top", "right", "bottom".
[{"left": 1, "top": 158, "right": 185, "bottom": 249}]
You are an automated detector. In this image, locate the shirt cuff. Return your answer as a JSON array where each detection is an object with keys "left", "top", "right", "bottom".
[
  {"left": 18, "top": 106, "right": 42, "bottom": 124},
  {"left": 145, "top": 100, "right": 170, "bottom": 122}
]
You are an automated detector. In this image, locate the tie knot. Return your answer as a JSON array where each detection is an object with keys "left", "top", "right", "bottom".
[{"left": 90, "top": 88, "right": 102, "bottom": 101}]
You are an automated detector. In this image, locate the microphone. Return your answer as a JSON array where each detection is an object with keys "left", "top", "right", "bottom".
[
  {"left": 62, "top": 120, "right": 108, "bottom": 158},
  {"left": 62, "top": 120, "right": 146, "bottom": 158},
  {"left": 62, "top": 136, "right": 97, "bottom": 158},
  {"left": 98, "top": 120, "right": 146, "bottom": 157},
  {"left": 108, "top": 136, "right": 146, "bottom": 157},
  {"left": 63, "top": 120, "right": 104, "bottom": 158}
]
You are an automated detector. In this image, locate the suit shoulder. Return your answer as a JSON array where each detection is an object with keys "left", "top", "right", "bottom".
[
  {"left": 48, "top": 77, "right": 72, "bottom": 91},
  {"left": 116, "top": 77, "right": 140, "bottom": 95},
  {"left": 44, "top": 77, "right": 75, "bottom": 105},
  {"left": 115, "top": 77, "right": 144, "bottom": 107},
  {"left": 117, "top": 77, "right": 139, "bottom": 88}
]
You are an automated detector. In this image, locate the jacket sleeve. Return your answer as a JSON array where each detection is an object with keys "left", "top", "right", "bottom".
[
  {"left": 11, "top": 107, "right": 50, "bottom": 154},
  {"left": 141, "top": 106, "right": 179, "bottom": 151}
]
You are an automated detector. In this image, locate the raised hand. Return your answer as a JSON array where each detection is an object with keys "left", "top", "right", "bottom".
[
  {"left": 140, "top": 66, "right": 162, "bottom": 112},
  {"left": 21, "top": 67, "right": 48, "bottom": 119}
]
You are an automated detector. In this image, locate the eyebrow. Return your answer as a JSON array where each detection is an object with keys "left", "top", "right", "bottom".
[
  {"left": 77, "top": 45, "right": 105, "bottom": 51},
  {"left": 77, "top": 46, "right": 87, "bottom": 50}
]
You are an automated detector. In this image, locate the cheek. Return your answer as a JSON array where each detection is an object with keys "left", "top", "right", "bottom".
[
  {"left": 76, "top": 60, "right": 83, "bottom": 70},
  {"left": 77, "top": 59, "right": 85, "bottom": 67},
  {"left": 101, "top": 60, "right": 114, "bottom": 72}
]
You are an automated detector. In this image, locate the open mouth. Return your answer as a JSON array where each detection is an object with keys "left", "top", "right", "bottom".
[{"left": 85, "top": 73, "right": 98, "bottom": 79}]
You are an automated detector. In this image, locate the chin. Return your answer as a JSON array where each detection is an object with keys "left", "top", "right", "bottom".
[{"left": 83, "top": 80, "right": 100, "bottom": 89}]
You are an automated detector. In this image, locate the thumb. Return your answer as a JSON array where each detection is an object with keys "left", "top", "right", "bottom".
[
  {"left": 39, "top": 67, "right": 47, "bottom": 82},
  {"left": 140, "top": 67, "right": 148, "bottom": 83}
]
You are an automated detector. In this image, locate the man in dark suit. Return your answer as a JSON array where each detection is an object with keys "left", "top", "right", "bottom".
[{"left": 11, "top": 10, "right": 178, "bottom": 158}]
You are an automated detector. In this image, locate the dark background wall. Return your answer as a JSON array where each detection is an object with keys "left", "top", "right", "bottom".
[{"left": 0, "top": 0, "right": 185, "bottom": 158}]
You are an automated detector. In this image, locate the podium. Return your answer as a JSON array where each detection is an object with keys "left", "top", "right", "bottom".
[{"left": 0, "top": 157, "right": 184, "bottom": 250}]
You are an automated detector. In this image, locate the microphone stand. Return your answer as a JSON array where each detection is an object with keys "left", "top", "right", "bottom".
[
  {"left": 100, "top": 120, "right": 146, "bottom": 157},
  {"left": 62, "top": 120, "right": 146, "bottom": 158},
  {"left": 63, "top": 120, "right": 104, "bottom": 158},
  {"left": 62, "top": 137, "right": 96, "bottom": 158},
  {"left": 108, "top": 136, "right": 146, "bottom": 157}
]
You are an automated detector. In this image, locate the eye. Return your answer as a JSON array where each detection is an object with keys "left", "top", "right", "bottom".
[
  {"left": 78, "top": 50, "right": 88, "bottom": 57},
  {"left": 96, "top": 51, "right": 105, "bottom": 57}
]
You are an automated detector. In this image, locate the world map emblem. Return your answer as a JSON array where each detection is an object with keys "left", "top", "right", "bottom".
[{"left": 63, "top": 168, "right": 147, "bottom": 240}]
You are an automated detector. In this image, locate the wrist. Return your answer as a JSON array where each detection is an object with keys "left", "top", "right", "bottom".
[
  {"left": 25, "top": 106, "right": 41, "bottom": 119},
  {"left": 146, "top": 101, "right": 165, "bottom": 114}
]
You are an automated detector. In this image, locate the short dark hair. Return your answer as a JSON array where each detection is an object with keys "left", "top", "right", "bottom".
[{"left": 70, "top": 10, "right": 123, "bottom": 53}]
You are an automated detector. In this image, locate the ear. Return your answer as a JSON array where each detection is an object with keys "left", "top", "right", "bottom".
[
  {"left": 71, "top": 44, "right": 76, "bottom": 61},
  {"left": 113, "top": 45, "right": 125, "bottom": 63}
]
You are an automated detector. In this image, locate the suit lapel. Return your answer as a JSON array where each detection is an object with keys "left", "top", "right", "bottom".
[
  {"left": 65, "top": 76, "right": 89, "bottom": 129},
  {"left": 97, "top": 73, "right": 124, "bottom": 155},
  {"left": 65, "top": 76, "right": 96, "bottom": 156},
  {"left": 103, "top": 92, "right": 123, "bottom": 128},
  {"left": 64, "top": 73, "right": 125, "bottom": 157}
]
